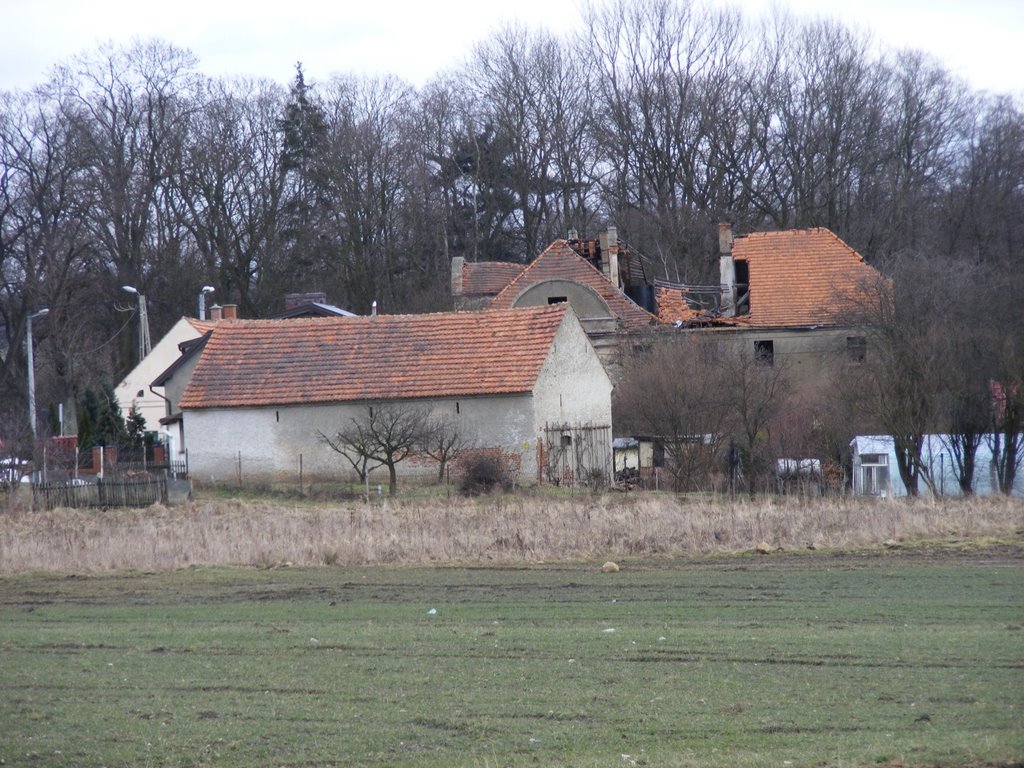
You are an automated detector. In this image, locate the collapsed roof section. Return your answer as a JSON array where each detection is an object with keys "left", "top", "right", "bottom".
[{"left": 451, "top": 226, "right": 888, "bottom": 331}]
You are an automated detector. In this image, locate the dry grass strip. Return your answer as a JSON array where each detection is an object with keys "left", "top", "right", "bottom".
[{"left": 1, "top": 492, "right": 1022, "bottom": 573}]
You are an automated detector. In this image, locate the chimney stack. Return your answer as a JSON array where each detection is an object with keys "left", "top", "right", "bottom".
[
  {"left": 222, "top": 304, "right": 238, "bottom": 320},
  {"left": 599, "top": 226, "right": 621, "bottom": 290},
  {"left": 450, "top": 257, "right": 464, "bottom": 297},
  {"left": 284, "top": 292, "right": 327, "bottom": 311},
  {"left": 718, "top": 222, "right": 736, "bottom": 317},
  {"left": 209, "top": 304, "right": 223, "bottom": 321},
  {"left": 567, "top": 228, "right": 578, "bottom": 241}
]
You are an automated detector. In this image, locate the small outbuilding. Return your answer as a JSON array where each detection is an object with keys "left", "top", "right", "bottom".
[{"left": 850, "top": 435, "right": 1024, "bottom": 497}]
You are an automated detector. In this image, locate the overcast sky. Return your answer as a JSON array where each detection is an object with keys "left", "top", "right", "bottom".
[{"left": 2, "top": 0, "right": 1022, "bottom": 97}]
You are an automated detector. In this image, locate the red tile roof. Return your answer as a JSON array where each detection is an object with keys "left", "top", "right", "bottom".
[
  {"left": 186, "top": 318, "right": 218, "bottom": 334},
  {"left": 461, "top": 261, "right": 526, "bottom": 296},
  {"left": 488, "top": 240, "right": 656, "bottom": 330},
  {"left": 654, "top": 287, "right": 700, "bottom": 324},
  {"left": 732, "top": 228, "right": 884, "bottom": 328},
  {"left": 178, "top": 305, "right": 569, "bottom": 409}
]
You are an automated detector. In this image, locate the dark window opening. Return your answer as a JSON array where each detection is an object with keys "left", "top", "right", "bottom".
[
  {"left": 652, "top": 441, "right": 666, "bottom": 468},
  {"left": 560, "top": 434, "right": 572, "bottom": 447},
  {"left": 276, "top": 410, "right": 280, "bottom": 422},
  {"left": 455, "top": 401, "right": 460, "bottom": 414},
  {"left": 136, "top": 389, "right": 145, "bottom": 398},
  {"left": 547, "top": 296, "right": 567, "bottom": 304},
  {"left": 847, "top": 336, "right": 866, "bottom": 363},
  {"left": 754, "top": 339, "right": 774, "bottom": 365},
  {"left": 734, "top": 261, "right": 750, "bottom": 315}
]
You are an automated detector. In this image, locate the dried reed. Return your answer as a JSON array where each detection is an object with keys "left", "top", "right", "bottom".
[{"left": 1, "top": 492, "right": 1021, "bottom": 573}]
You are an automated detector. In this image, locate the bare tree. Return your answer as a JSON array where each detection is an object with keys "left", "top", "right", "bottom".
[
  {"left": 319, "top": 403, "right": 428, "bottom": 495},
  {"left": 585, "top": 0, "right": 743, "bottom": 280},
  {"left": 54, "top": 40, "right": 201, "bottom": 374},
  {"left": 613, "top": 335, "right": 728, "bottom": 490},
  {"left": 418, "top": 415, "right": 470, "bottom": 483},
  {"left": 318, "top": 425, "right": 380, "bottom": 485},
  {"left": 987, "top": 332, "right": 1024, "bottom": 496},
  {"left": 178, "top": 76, "right": 286, "bottom": 317},
  {"left": 718, "top": 339, "right": 792, "bottom": 495}
]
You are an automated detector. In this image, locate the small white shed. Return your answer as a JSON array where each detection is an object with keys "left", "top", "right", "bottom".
[{"left": 850, "top": 434, "right": 1024, "bottom": 497}]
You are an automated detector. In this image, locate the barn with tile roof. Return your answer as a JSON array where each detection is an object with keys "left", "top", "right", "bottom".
[{"left": 177, "top": 305, "right": 612, "bottom": 486}]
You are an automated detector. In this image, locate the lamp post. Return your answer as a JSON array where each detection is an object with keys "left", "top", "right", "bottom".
[
  {"left": 26, "top": 308, "right": 49, "bottom": 440},
  {"left": 122, "top": 286, "right": 152, "bottom": 362},
  {"left": 198, "top": 285, "right": 215, "bottom": 320}
]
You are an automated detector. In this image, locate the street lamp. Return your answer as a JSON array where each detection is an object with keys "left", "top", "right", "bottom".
[
  {"left": 122, "top": 285, "right": 152, "bottom": 362},
  {"left": 198, "top": 285, "right": 215, "bottom": 320},
  {"left": 26, "top": 308, "right": 49, "bottom": 440}
]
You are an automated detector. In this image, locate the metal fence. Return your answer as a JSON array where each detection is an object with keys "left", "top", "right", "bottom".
[
  {"left": 32, "top": 476, "right": 167, "bottom": 511},
  {"left": 542, "top": 423, "right": 612, "bottom": 487}
]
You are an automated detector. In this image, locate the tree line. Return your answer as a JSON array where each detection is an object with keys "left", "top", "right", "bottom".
[{"left": 1, "top": 0, "right": 1021, "bottom": 464}]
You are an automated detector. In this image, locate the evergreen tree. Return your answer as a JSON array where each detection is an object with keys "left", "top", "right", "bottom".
[
  {"left": 76, "top": 386, "right": 127, "bottom": 448},
  {"left": 275, "top": 63, "right": 332, "bottom": 287},
  {"left": 125, "top": 403, "right": 147, "bottom": 449}
]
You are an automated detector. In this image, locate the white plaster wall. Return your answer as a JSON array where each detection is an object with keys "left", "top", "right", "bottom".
[
  {"left": 185, "top": 393, "right": 538, "bottom": 485},
  {"left": 114, "top": 318, "right": 203, "bottom": 432},
  {"left": 531, "top": 311, "right": 614, "bottom": 480},
  {"left": 532, "top": 311, "right": 613, "bottom": 431},
  {"left": 186, "top": 408, "right": 279, "bottom": 483}
]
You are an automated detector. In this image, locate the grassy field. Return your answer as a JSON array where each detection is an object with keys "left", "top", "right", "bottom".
[{"left": 2, "top": 546, "right": 1022, "bottom": 767}]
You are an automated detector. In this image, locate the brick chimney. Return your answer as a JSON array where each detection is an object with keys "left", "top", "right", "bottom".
[
  {"left": 209, "top": 304, "right": 223, "bottom": 321},
  {"left": 598, "top": 226, "right": 620, "bottom": 290},
  {"left": 718, "top": 222, "right": 736, "bottom": 317},
  {"left": 222, "top": 304, "right": 238, "bottom": 319},
  {"left": 450, "top": 257, "right": 465, "bottom": 297},
  {"left": 284, "top": 292, "right": 327, "bottom": 310}
]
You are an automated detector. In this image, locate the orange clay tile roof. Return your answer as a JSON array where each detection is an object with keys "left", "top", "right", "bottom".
[
  {"left": 732, "top": 228, "right": 884, "bottom": 328},
  {"left": 178, "top": 305, "right": 569, "bottom": 410},
  {"left": 488, "top": 240, "right": 656, "bottom": 330},
  {"left": 186, "top": 318, "right": 218, "bottom": 334},
  {"left": 654, "top": 286, "right": 701, "bottom": 324},
  {"left": 461, "top": 261, "right": 526, "bottom": 296}
]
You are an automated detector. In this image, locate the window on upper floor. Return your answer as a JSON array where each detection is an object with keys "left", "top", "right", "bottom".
[
  {"left": 754, "top": 339, "right": 774, "bottom": 366},
  {"left": 847, "top": 336, "right": 867, "bottom": 363}
]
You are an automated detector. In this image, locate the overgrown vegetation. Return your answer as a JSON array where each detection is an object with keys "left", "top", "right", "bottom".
[{"left": 1, "top": 492, "right": 1020, "bottom": 573}]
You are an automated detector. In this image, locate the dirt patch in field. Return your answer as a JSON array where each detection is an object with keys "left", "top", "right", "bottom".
[{"left": 692, "top": 541, "right": 1024, "bottom": 570}]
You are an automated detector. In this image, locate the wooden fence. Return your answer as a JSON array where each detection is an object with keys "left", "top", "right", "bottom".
[{"left": 32, "top": 476, "right": 167, "bottom": 511}]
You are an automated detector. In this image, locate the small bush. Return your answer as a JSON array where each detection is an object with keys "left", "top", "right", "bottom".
[{"left": 460, "top": 455, "right": 511, "bottom": 496}]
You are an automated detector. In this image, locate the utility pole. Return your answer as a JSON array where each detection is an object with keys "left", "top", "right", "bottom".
[
  {"left": 26, "top": 308, "right": 49, "bottom": 439},
  {"left": 122, "top": 286, "right": 152, "bottom": 361}
]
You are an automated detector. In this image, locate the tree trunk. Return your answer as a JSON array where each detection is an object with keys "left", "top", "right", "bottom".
[{"left": 894, "top": 441, "right": 920, "bottom": 497}]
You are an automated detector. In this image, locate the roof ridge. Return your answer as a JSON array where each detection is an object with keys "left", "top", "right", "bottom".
[{"left": 180, "top": 304, "right": 572, "bottom": 409}]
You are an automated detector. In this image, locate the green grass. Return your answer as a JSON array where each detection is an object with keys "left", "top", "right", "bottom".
[{"left": 1, "top": 553, "right": 1022, "bottom": 767}]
